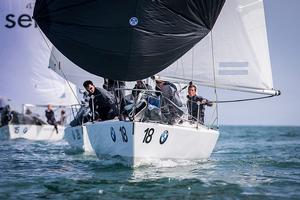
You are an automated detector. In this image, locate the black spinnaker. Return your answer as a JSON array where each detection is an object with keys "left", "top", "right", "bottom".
[{"left": 33, "top": 0, "right": 225, "bottom": 81}]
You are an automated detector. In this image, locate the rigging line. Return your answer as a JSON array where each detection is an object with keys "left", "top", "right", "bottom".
[
  {"left": 208, "top": 103, "right": 217, "bottom": 128},
  {"left": 36, "top": 26, "right": 80, "bottom": 104},
  {"left": 36, "top": 27, "right": 59, "bottom": 64},
  {"left": 211, "top": 94, "right": 275, "bottom": 104},
  {"left": 210, "top": 31, "right": 219, "bottom": 128},
  {"left": 181, "top": 57, "right": 185, "bottom": 78},
  {"left": 192, "top": 47, "right": 194, "bottom": 81},
  {"left": 58, "top": 62, "right": 81, "bottom": 104},
  {"left": 35, "top": 28, "right": 61, "bottom": 100}
]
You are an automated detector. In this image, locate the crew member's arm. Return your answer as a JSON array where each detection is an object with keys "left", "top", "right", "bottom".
[{"left": 201, "top": 98, "right": 213, "bottom": 106}]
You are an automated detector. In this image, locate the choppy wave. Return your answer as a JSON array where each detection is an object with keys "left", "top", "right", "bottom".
[{"left": 0, "top": 126, "right": 300, "bottom": 199}]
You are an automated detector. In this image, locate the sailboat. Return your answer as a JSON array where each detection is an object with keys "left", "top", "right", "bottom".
[
  {"left": 0, "top": 0, "right": 79, "bottom": 141},
  {"left": 33, "top": 0, "right": 280, "bottom": 166}
]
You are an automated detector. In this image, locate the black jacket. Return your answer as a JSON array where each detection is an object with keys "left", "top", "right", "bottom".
[
  {"left": 89, "top": 87, "right": 115, "bottom": 104},
  {"left": 132, "top": 83, "right": 152, "bottom": 98},
  {"left": 45, "top": 109, "right": 55, "bottom": 124},
  {"left": 155, "top": 81, "right": 182, "bottom": 107},
  {"left": 88, "top": 87, "right": 117, "bottom": 120},
  {"left": 186, "top": 95, "right": 212, "bottom": 123}
]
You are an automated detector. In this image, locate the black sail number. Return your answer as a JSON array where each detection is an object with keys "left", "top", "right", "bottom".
[
  {"left": 23, "top": 127, "right": 28, "bottom": 134},
  {"left": 14, "top": 127, "right": 20, "bottom": 134},
  {"left": 119, "top": 126, "right": 128, "bottom": 143},
  {"left": 72, "top": 129, "right": 81, "bottom": 140},
  {"left": 143, "top": 128, "right": 154, "bottom": 143},
  {"left": 110, "top": 127, "right": 116, "bottom": 142}
]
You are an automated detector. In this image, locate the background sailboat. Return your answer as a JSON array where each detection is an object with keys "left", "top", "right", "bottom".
[{"left": 0, "top": 0, "right": 79, "bottom": 140}]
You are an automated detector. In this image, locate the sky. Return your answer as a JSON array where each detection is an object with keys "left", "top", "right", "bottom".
[
  {"left": 213, "top": 0, "right": 300, "bottom": 126},
  {"left": 262, "top": 0, "right": 300, "bottom": 126},
  {"left": 264, "top": 0, "right": 300, "bottom": 126}
]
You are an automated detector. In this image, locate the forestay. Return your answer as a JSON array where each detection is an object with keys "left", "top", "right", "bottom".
[{"left": 160, "top": 0, "right": 279, "bottom": 95}]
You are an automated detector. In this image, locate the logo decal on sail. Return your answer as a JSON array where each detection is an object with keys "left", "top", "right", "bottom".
[
  {"left": 110, "top": 127, "right": 116, "bottom": 142},
  {"left": 159, "top": 130, "right": 168, "bottom": 145},
  {"left": 129, "top": 17, "right": 138, "bottom": 26}
]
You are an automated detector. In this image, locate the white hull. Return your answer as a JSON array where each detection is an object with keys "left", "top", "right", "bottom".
[
  {"left": 64, "top": 120, "right": 219, "bottom": 166},
  {"left": 0, "top": 125, "right": 64, "bottom": 141}
]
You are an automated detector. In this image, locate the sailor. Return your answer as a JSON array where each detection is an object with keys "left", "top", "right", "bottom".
[
  {"left": 186, "top": 82, "right": 212, "bottom": 124},
  {"left": 103, "top": 78, "right": 126, "bottom": 104},
  {"left": 45, "top": 104, "right": 58, "bottom": 133},
  {"left": 152, "top": 75, "right": 183, "bottom": 124},
  {"left": 132, "top": 80, "right": 152, "bottom": 98},
  {"left": 103, "top": 79, "right": 125, "bottom": 94},
  {"left": 0, "top": 97, "right": 12, "bottom": 127},
  {"left": 83, "top": 80, "right": 118, "bottom": 121},
  {"left": 103, "top": 78, "right": 126, "bottom": 117},
  {"left": 58, "top": 109, "right": 67, "bottom": 125},
  {"left": 69, "top": 91, "right": 91, "bottom": 127},
  {"left": 26, "top": 108, "right": 44, "bottom": 125}
]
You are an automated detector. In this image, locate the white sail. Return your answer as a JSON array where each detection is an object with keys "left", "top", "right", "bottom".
[
  {"left": 160, "top": 0, "right": 278, "bottom": 95},
  {"left": 0, "top": 0, "right": 78, "bottom": 107},
  {"left": 49, "top": 47, "right": 104, "bottom": 92}
]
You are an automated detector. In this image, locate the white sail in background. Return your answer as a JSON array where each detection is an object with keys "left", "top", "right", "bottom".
[
  {"left": 160, "top": 0, "right": 277, "bottom": 95},
  {"left": 0, "top": 0, "right": 78, "bottom": 107},
  {"left": 49, "top": 47, "right": 104, "bottom": 91}
]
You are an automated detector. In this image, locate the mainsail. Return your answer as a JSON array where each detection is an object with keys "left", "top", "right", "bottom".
[
  {"left": 0, "top": 0, "right": 78, "bottom": 106},
  {"left": 160, "top": 0, "right": 280, "bottom": 95},
  {"left": 33, "top": 0, "right": 226, "bottom": 81}
]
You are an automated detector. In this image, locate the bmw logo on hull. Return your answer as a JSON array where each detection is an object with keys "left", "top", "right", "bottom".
[
  {"left": 159, "top": 130, "right": 169, "bottom": 144},
  {"left": 129, "top": 17, "right": 138, "bottom": 26}
]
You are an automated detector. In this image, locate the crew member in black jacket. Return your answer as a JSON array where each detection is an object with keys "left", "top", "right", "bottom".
[
  {"left": 187, "top": 83, "right": 212, "bottom": 124},
  {"left": 83, "top": 80, "right": 118, "bottom": 121}
]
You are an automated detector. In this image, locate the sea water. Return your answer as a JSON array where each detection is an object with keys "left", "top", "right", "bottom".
[{"left": 0, "top": 126, "right": 299, "bottom": 199}]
